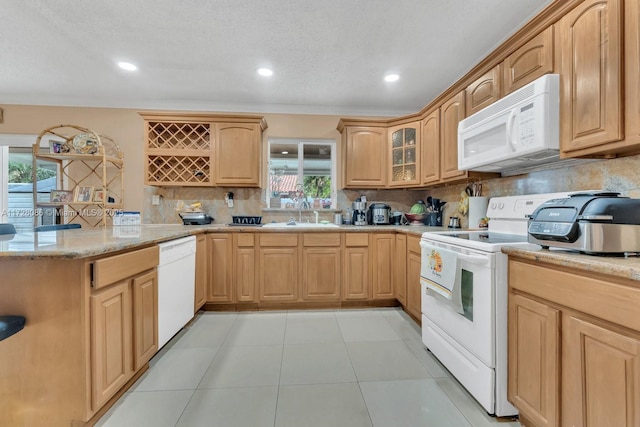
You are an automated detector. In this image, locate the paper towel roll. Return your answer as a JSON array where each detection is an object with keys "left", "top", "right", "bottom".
[{"left": 468, "top": 197, "right": 489, "bottom": 229}]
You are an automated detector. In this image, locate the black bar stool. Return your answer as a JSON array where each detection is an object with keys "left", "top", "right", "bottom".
[
  {"left": 0, "top": 316, "right": 26, "bottom": 341},
  {"left": 34, "top": 223, "right": 81, "bottom": 232},
  {"left": 0, "top": 223, "right": 16, "bottom": 235}
]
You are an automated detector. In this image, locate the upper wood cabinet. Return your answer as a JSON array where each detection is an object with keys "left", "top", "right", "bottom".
[
  {"left": 213, "top": 122, "right": 262, "bottom": 187},
  {"left": 387, "top": 122, "right": 421, "bottom": 187},
  {"left": 141, "top": 113, "right": 266, "bottom": 187},
  {"left": 556, "top": 0, "right": 623, "bottom": 155},
  {"left": 465, "top": 65, "right": 502, "bottom": 116},
  {"left": 626, "top": 0, "right": 640, "bottom": 147},
  {"left": 440, "top": 91, "right": 467, "bottom": 181},
  {"left": 421, "top": 108, "right": 440, "bottom": 185},
  {"left": 339, "top": 122, "right": 387, "bottom": 188},
  {"left": 503, "top": 27, "right": 554, "bottom": 95}
]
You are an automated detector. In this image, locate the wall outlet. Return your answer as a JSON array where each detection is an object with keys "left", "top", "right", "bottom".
[{"left": 152, "top": 194, "right": 160, "bottom": 206}]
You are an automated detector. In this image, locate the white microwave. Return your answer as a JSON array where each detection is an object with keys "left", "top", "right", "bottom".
[{"left": 458, "top": 74, "right": 560, "bottom": 173}]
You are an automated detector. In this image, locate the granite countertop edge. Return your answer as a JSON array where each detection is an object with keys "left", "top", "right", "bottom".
[
  {"left": 502, "top": 246, "right": 640, "bottom": 283},
  {"left": 0, "top": 224, "right": 448, "bottom": 260}
]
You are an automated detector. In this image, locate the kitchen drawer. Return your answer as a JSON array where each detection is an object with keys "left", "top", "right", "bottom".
[
  {"left": 303, "top": 233, "right": 341, "bottom": 247},
  {"left": 236, "top": 233, "right": 255, "bottom": 247},
  {"left": 345, "top": 233, "right": 369, "bottom": 247},
  {"left": 93, "top": 246, "right": 159, "bottom": 290},
  {"left": 259, "top": 233, "right": 298, "bottom": 247}
]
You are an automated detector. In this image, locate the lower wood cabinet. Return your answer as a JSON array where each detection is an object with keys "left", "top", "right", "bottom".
[
  {"left": 371, "top": 233, "right": 395, "bottom": 299},
  {"left": 302, "top": 233, "right": 341, "bottom": 301},
  {"left": 207, "top": 233, "right": 233, "bottom": 302},
  {"left": 343, "top": 233, "right": 370, "bottom": 300},
  {"left": 405, "top": 236, "right": 422, "bottom": 320},
  {"left": 258, "top": 233, "right": 299, "bottom": 302},
  {"left": 90, "top": 246, "right": 159, "bottom": 412},
  {"left": 194, "top": 234, "right": 207, "bottom": 311},
  {"left": 234, "top": 233, "right": 256, "bottom": 302},
  {"left": 508, "top": 257, "right": 640, "bottom": 427},
  {"left": 394, "top": 234, "right": 407, "bottom": 305}
]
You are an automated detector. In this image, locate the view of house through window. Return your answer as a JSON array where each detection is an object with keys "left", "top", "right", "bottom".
[
  {"left": 5, "top": 147, "right": 58, "bottom": 231},
  {"left": 268, "top": 138, "right": 336, "bottom": 209}
]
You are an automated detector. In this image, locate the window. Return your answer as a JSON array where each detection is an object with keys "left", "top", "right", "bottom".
[
  {"left": 267, "top": 138, "right": 336, "bottom": 209},
  {"left": 0, "top": 135, "right": 59, "bottom": 231}
]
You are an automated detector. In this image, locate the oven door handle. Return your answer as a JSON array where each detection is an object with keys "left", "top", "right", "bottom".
[{"left": 421, "top": 241, "right": 490, "bottom": 266}]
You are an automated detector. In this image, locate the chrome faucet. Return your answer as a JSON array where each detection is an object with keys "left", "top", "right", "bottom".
[{"left": 297, "top": 184, "right": 309, "bottom": 221}]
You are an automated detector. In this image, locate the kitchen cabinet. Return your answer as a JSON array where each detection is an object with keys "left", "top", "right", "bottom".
[
  {"left": 258, "top": 233, "right": 299, "bottom": 302},
  {"left": 508, "top": 257, "right": 640, "bottom": 427},
  {"left": 503, "top": 27, "right": 554, "bottom": 95},
  {"left": 194, "top": 234, "right": 207, "bottom": 311},
  {"left": 302, "top": 233, "right": 341, "bottom": 301},
  {"left": 234, "top": 233, "right": 257, "bottom": 302},
  {"left": 91, "top": 246, "right": 159, "bottom": 411},
  {"left": 371, "top": 233, "right": 395, "bottom": 299},
  {"left": 387, "top": 122, "right": 421, "bottom": 187},
  {"left": 440, "top": 91, "right": 467, "bottom": 182},
  {"left": 465, "top": 65, "right": 501, "bottom": 116},
  {"left": 207, "top": 233, "right": 233, "bottom": 303},
  {"left": 32, "top": 124, "right": 124, "bottom": 228},
  {"left": 338, "top": 122, "right": 387, "bottom": 188},
  {"left": 557, "top": 0, "right": 623, "bottom": 156},
  {"left": 421, "top": 108, "right": 440, "bottom": 185},
  {"left": 405, "top": 236, "right": 422, "bottom": 321},
  {"left": 342, "top": 233, "right": 370, "bottom": 300},
  {"left": 141, "top": 113, "right": 266, "bottom": 187},
  {"left": 394, "top": 234, "right": 407, "bottom": 306},
  {"left": 213, "top": 122, "right": 262, "bottom": 187}
]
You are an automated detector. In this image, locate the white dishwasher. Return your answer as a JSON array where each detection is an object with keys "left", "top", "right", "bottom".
[{"left": 157, "top": 236, "right": 196, "bottom": 349}]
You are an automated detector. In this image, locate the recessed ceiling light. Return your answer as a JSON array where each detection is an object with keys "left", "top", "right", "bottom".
[
  {"left": 281, "top": 151, "right": 289, "bottom": 154},
  {"left": 117, "top": 61, "right": 137, "bottom": 71},
  {"left": 257, "top": 68, "right": 273, "bottom": 77},
  {"left": 384, "top": 74, "right": 400, "bottom": 82}
]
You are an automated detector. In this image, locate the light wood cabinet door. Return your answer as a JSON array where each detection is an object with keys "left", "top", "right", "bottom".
[
  {"left": 132, "top": 270, "right": 158, "bottom": 371},
  {"left": 625, "top": 0, "right": 640, "bottom": 146},
  {"left": 344, "top": 127, "right": 387, "bottom": 188},
  {"left": 235, "top": 233, "right": 256, "bottom": 302},
  {"left": 503, "top": 27, "right": 554, "bottom": 95},
  {"left": 394, "top": 234, "right": 407, "bottom": 306},
  {"left": 342, "top": 246, "right": 369, "bottom": 300},
  {"left": 259, "top": 248, "right": 299, "bottom": 301},
  {"left": 388, "top": 123, "right": 420, "bottom": 187},
  {"left": 562, "top": 314, "right": 640, "bottom": 427},
  {"left": 213, "top": 123, "right": 261, "bottom": 187},
  {"left": 405, "top": 236, "right": 422, "bottom": 320},
  {"left": 508, "top": 293, "right": 560, "bottom": 427},
  {"left": 557, "top": 0, "right": 623, "bottom": 155},
  {"left": 90, "top": 280, "right": 133, "bottom": 410},
  {"left": 207, "top": 234, "right": 234, "bottom": 303},
  {"left": 421, "top": 108, "right": 440, "bottom": 185},
  {"left": 302, "top": 248, "right": 341, "bottom": 301},
  {"left": 194, "top": 234, "right": 207, "bottom": 311},
  {"left": 440, "top": 91, "right": 467, "bottom": 181},
  {"left": 372, "top": 233, "right": 395, "bottom": 299},
  {"left": 466, "top": 65, "right": 501, "bottom": 116}
]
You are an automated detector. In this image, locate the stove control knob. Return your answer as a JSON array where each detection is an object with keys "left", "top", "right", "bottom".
[
  {"left": 498, "top": 202, "right": 504, "bottom": 209},
  {"left": 490, "top": 202, "right": 496, "bottom": 209}
]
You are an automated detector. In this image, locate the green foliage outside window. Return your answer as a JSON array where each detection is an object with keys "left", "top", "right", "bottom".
[
  {"left": 303, "top": 176, "right": 331, "bottom": 198},
  {"left": 8, "top": 161, "right": 56, "bottom": 183}
]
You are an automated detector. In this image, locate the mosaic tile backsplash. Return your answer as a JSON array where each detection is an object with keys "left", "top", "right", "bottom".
[{"left": 143, "top": 154, "right": 640, "bottom": 228}]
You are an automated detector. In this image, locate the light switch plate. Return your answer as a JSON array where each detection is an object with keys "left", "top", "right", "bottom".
[{"left": 152, "top": 195, "right": 160, "bottom": 205}]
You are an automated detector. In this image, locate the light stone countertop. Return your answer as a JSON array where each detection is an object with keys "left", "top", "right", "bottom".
[
  {"left": 0, "top": 223, "right": 450, "bottom": 260},
  {"left": 502, "top": 246, "right": 640, "bottom": 283}
]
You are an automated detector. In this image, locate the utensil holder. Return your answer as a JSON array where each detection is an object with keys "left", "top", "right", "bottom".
[
  {"left": 425, "top": 212, "right": 442, "bottom": 226},
  {"left": 468, "top": 197, "right": 489, "bottom": 229}
]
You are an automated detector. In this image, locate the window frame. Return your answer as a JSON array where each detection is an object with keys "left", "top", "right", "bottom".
[{"left": 266, "top": 138, "right": 337, "bottom": 210}]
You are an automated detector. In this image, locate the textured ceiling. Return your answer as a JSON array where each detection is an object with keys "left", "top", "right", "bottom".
[{"left": 0, "top": 0, "right": 552, "bottom": 116}]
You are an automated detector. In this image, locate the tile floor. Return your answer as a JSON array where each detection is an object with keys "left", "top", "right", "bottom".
[{"left": 96, "top": 308, "right": 522, "bottom": 427}]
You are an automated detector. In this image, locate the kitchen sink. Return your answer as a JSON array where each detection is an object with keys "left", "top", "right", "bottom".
[{"left": 262, "top": 222, "right": 340, "bottom": 228}]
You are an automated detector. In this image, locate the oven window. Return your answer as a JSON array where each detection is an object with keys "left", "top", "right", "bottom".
[{"left": 461, "top": 269, "right": 473, "bottom": 321}]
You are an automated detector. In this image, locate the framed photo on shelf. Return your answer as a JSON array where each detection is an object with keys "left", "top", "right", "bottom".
[
  {"left": 49, "top": 141, "right": 63, "bottom": 154},
  {"left": 93, "top": 189, "right": 105, "bottom": 203},
  {"left": 50, "top": 190, "right": 73, "bottom": 203},
  {"left": 73, "top": 186, "right": 94, "bottom": 203}
]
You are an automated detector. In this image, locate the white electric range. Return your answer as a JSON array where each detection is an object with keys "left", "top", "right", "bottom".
[{"left": 419, "top": 191, "right": 571, "bottom": 417}]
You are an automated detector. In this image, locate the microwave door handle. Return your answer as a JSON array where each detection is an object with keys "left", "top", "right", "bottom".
[{"left": 505, "top": 109, "right": 518, "bottom": 152}]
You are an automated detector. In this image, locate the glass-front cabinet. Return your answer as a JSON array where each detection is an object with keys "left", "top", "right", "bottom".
[{"left": 388, "top": 122, "right": 421, "bottom": 187}]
